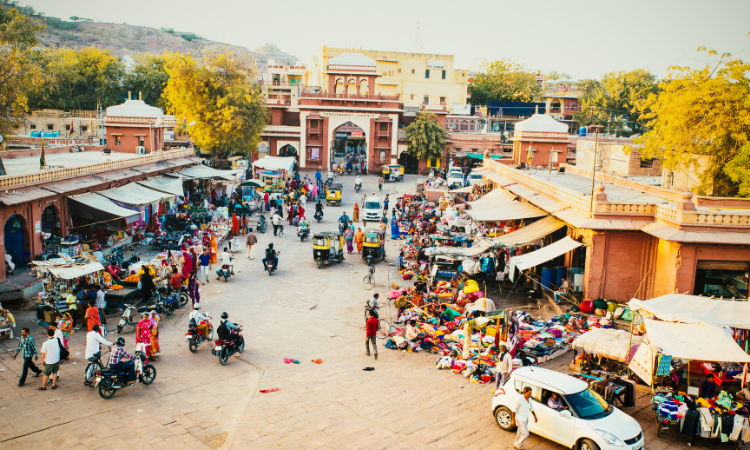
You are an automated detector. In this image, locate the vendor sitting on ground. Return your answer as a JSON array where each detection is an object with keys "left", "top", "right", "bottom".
[
  {"left": 438, "top": 304, "right": 461, "bottom": 324},
  {"left": 547, "top": 392, "right": 568, "bottom": 411},
  {"left": 699, "top": 373, "right": 719, "bottom": 399}
]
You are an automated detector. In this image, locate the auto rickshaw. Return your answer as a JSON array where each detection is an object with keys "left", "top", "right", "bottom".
[
  {"left": 313, "top": 232, "right": 344, "bottom": 269},
  {"left": 326, "top": 183, "right": 342, "bottom": 206},
  {"left": 382, "top": 164, "right": 404, "bottom": 182},
  {"left": 362, "top": 228, "right": 386, "bottom": 266}
]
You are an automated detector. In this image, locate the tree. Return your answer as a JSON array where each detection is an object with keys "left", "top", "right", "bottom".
[
  {"left": 572, "top": 69, "right": 659, "bottom": 137},
  {"left": 469, "top": 59, "right": 541, "bottom": 104},
  {"left": 162, "top": 51, "right": 267, "bottom": 159},
  {"left": 28, "top": 47, "right": 125, "bottom": 111},
  {"left": 634, "top": 47, "right": 750, "bottom": 197},
  {"left": 123, "top": 54, "right": 169, "bottom": 108},
  {"left": 0, "top": 6, "right": 44, "bottom": 136},
  {"left": 404, "top": 112, "right": 447, "bottom": 164},
  {"left": 543, "top": 71, "right": 571, "bottom": 81}
]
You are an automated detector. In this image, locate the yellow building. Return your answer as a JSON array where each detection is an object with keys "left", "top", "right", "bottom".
[{"left": 306, "top": 46, "right": 469, "bottom": 113}]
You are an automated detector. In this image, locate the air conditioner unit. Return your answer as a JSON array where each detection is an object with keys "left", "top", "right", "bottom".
[{"left": 136, "top": 146, "right": 146, "bottom": 155}]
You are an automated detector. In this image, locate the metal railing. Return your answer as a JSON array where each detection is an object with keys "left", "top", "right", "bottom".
[{"left": 300, "top": 91, "right": 400, "bottom": 101}]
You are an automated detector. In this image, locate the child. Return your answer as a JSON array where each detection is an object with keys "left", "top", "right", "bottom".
[{"left": 397, "top": 251, "right": 405, "bottom": 270}]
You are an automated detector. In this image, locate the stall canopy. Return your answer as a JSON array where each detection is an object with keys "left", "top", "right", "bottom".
[
  {"left": 643, "top": 319, "right": 750, "bottom": 362},
  {"left": 572, "top": 329, "right": 644, "bottom": 363},
  {"left": 68, "top": 193, "right": 141, "bottom": 225},
  {"left": 467, "top": 152, "right": 505, "bottom": 160},
  {"left": 467, "top": 201, "right": 546, "bottom": 222},
  {"left": 179, "top": 165, "right": 238, "bottom": 181},
  {"left": 467, "top": 189, "right": 517, "bottom": 211},
  {"left": 97, "top": 182, "right": 174, "bottom": 207},
  {"left": 425, "top": 240, "right": 493, "bottom": 258},
  {"left": 137, "top": 175, "right": 185, "bottom": 198},
  {"left": 450, "top": 186, "right": 475, "bottom": 194},
  {"left": 240, "top": 179, "right": 264, "bottom": 188},
  {"left": 628, "top": 293, "right": 750, "bottom": 330},
  {"left": 252, "top": 156, "right": 295, "bottom": 172},
  {"left": 491, "top": 216, "right": 566, "bottom": 248},
  {"left": 509, "top": 236, "right": 583, "bottom": 280},
  {"left": 46, "top": 262, "right": 104, "bottom": 280}
]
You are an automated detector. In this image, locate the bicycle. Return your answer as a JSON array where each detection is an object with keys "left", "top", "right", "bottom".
[
  {"left": 364, "top": 299, "right": 396, "bottom": 339},
  {"left": 363, "top": 265, "right": 375, "bottom": 290}
]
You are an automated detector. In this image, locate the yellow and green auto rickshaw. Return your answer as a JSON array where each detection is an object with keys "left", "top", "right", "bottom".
[
  {"left": 313, "top": 232, "right": 344, "bottom": 269},
  {"left": 382, "top": 164, "right": 404, "bottom": 182},
  {"left": 326, "top": 182, "right": 342, "bottom": 206},
  {"left": 362, "top": 228, "right": 386, "bottom": 266}
]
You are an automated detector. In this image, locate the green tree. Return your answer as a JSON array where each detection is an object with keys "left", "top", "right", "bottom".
[
  {"left": 469, "top": 59, "right": 541, "bottom": 104},
  {"left": 162, "top": 51, "right": 267, "bottom": 159},
  {"left": 404, "top": 112, "right": 447, "bottom": 164},
  {"left": 543, "top": 71, "right": 571, "bottom": 81},
  {"left": 28, "top": 47, "right": 125, "bottom": 111},
  {"left": 0, "top": 6, "right": 44, "bottom": 136},
  {"left": 634, "top": 47, "right": 750, "bottom": 197},
  {"left": 572, "top": 69, "right": 659, "bottom": 137},
  {"left": 123, "top": 54, "right": 169, "bottom": 108}
]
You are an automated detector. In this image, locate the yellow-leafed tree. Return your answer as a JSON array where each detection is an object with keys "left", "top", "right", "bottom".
[
  {"left": 162, "top": 51, "right": 267, "bottom": 159},
  {"left": 634, "top": 46, "right": 750, "bottom": 197}
]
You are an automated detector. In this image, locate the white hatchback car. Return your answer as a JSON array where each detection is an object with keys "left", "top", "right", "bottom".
[{"left": 492, "top": 367, "right": 643, "bottom": 450}]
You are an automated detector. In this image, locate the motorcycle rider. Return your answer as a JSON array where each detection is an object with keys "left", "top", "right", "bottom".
[
  {"left": 262, "top": 243, "right": 279, "bottom": 272},
  {"left": 298, "top": 217, "right": 310, "bottom": 234},
  {"left": 109, "top": 337, "right": 137, "bottom": 387},
  {"left": 339, "top": 212, "right": 351, "bottom": 231},
  {"left": 188, "top": 304, "right": 211, "bottom": 338},
  {"left": 220, "top": 247, "right": 234, "bottom": 275},
  {"left": 217, "top": 312, "right": 242, "bottom": 348},
  {"left": 354, "top": 175, "right": 363, "bottom": 190},
  {"left": 314, "top": 200, "right": 324, "bottom": 220}
]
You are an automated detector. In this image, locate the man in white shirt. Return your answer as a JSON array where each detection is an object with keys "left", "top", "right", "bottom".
[
  {"left": 514, "top": 387, "right": 537, "bottom": 449},
  {"left": 496, "top": 345, "right": 513, "bottom": 389},
  {"left": 271, "top": 212, "right": 283, "bottom": 236},
  {"left": 39, "top": 328, "right": 62, "bottom": 390},
  {"left": 221, "top": 247, "right": 234, "bottom": 275},
  {"left": 86, "top": 324, "right": 112, "bottom": 360}
]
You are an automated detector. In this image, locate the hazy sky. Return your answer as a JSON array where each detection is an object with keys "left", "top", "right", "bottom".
[{"left": 26, "top": 0, "right": 750, "bottom": 79}]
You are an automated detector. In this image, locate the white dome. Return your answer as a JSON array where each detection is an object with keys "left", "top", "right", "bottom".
[
  {"left": 329, "top": 52, "right": 376, "bottom": 67},
  {"left": 106, "top": 99, "right": 163, "bottom": 119},
  {"left": 515, "top": 114, "right": 568, "bottom": 133}
]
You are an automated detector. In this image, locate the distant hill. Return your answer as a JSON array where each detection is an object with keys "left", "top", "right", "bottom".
[{"left": 11, "top": 5, "right": 299, "bottom": 71}]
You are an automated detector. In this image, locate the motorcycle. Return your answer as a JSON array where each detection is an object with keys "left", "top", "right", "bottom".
[
  {"left": 355, "top": 183, "right": 362, "bottom": 193},
  {"left": 265, "top": 251, "right": 280, "bottom": 276},
  {"left": 153, "top": 289, "right": 181, "bottom": 318},
  {"left": 297, "top": 226, "right": 310, "bottom": 242},
  {"left": 338, "top": 220, "right": 350, "bottom": 233},
  {"left": 212, "top": 327, "right": 245, "bottom": 365},
  {"left": 186, "top": 315, "right": 214, "bottom": 353},
  {"left": 216, "top": 260, "right": 234, "bottom": 282},
  {"left": 314, "top": 209, "right": 323, "bottom": 223},
  {"left": 121, "top": 253, "right": 140, "bottom": 271},
  {"left": 117, "top": 303, "right": 150, "bottom": 334},
  {"left": 96, "top": 349, "right": 156, "bottom": 399},
  {"left": 257, "top": 216, "right": 268, "bottom": 233},
  {"left": 347, "top": 166, "right": 352, "bottom": 175}
]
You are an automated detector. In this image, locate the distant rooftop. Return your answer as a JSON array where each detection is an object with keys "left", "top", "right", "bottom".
[
  {"left": 4, "top": 151, "right": 141, "bottom": 177},
  {"left": 515, "top": 114, "right": 568, "bottom": 133},
  {"left": 106, "top": 99, "right": 162, "bottom": 119},
  {"left": 328, "top": 52, "right": 376, "bottom": 67}
]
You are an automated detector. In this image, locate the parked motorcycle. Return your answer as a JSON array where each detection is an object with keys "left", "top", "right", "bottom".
[
  {"left": 117, "top": 303, "right": 150, "bottom": 334},
  {"left": 216, "top": 260, "right": 233, "bottom": 282},
  {"left": 154, "top": 289, "right": 181, "bottom": 318},
  {"left": 96, "top": 349, "right": 156, "bottom": 399},
  {"left": 212, "top": 327, "right": 245, "bottom": 365},
  {"left": 121, "top": 253, "right": 140, "bottom": 271},
  {"left": 186, "top": 315, "right": 214, "bottom": 352},
  {"left": 314, "top": 209, "right": 323, "bottom": 223},
  {"left": 297, "top": 227, "right": 310, "bottom": 242}
]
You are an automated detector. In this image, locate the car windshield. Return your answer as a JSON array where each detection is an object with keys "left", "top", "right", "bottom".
[
  {"left": 469, "top": 174, "right": 483, "bottom": 179},
  {"left": 365, "top": 202, "right": 380, "bottom": 209},
  {"left": 313, "top": 238, "right": 327, "bottom": 246},
  {"left": 566, "top": 388, "right": 612, "bottom": 420},
  {"left": 364, "top": 234, "right": 378, "bottom": 244}
]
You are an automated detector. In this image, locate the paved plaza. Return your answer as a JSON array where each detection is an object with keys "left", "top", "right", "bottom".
[{"left": 0, "top": 175, "right": 701, "bottom": 450}]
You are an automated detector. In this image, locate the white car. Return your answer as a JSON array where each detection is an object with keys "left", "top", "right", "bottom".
[
  {"left": 363, "top": 197, "right": 383, "bottom": 222},
  {"left": 467, "top": 172, "right": 485, "bottom": 185},
  {"left": 492, "top": 367, "right": 643, "bottom": 450},
  {"left": 447, "top": 174, "right": 465, "bottom": 189}
]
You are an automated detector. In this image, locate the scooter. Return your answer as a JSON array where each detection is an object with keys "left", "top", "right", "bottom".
[
  {"left": 96, "top": 348, "right": 156, "bottom": 399},
  {"left": 117, "top": 303, "right": 150, "bottom": 334},
  {"left": 314, "top": 209, "right": 323, "bottom": 223},
  {"left": 297, "top": 226, "right": 310, "bottom": 242},
  {"left": 355, "top": 183, "right": 362, "bottom": 193},
  {"left": 212, "top": 327, "right": 245, "bottom": 365},
  {"left": 186, "top": 314, "right": 214, "bottom": 353},
  {"left": 216, "top": 259, "right": 234, "bottom": 282},
  {"left": 256, "top": 216, "right": 267, "bottom": 233}
]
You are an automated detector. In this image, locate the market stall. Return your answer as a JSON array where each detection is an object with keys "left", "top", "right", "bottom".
[
  {"left": 252, "top": 157, "right": 295, "bottom": 193},
  {"left": 33, "top": 260, "right": 105, "bottom": 322}
]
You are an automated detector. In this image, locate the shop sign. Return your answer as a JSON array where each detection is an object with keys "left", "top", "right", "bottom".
[
  {"left": 310, "top": 148, "right": 320, "bottom": 160},
  {"left": 259, "top": 142, "right": 269, "bottom": 153},
  {"left": 35, "top": 221, "right": 41, "bottom": 233},
  {"left": 321, "top": 112, "right": 378, "bottom": 119}
]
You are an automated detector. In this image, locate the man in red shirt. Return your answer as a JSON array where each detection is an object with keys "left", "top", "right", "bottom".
[
  {"left": 366, "top": 312, "right": 380, "bottom": 360},
  {"left": 169, "top": 266, "right": 185, "bottom": 293}
]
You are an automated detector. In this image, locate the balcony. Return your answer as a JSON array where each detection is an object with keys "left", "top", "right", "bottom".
[
  {"left": 261, "top": 81, "right": 301, "bottom": 88},
  {"left": 263, "top": 125, "right": 301, "bottom": 134},
  {"left": 301, "top": 91, "right": 400, "bottom": 101}
]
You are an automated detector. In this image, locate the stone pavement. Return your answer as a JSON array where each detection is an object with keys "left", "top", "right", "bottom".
[{"left": 0, "top": 174, "right": 700, "bottom": 450}]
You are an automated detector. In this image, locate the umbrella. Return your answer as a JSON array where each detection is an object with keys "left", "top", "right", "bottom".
[{"left": 240, "top": 179, "right": 264, "bottom": 188}]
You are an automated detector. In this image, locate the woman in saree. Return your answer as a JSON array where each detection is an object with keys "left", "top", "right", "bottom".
[
  {"left": 391, "top": 216, "right": 400, "bottom": 240},
  {"left": 354, "top": 228, "right": 364, "bottom": 254},
  {"left": 210, "top": 235, "right": 218, "bottom": 263},
  {"left": 344, "top": 225, "right": 354, "bottom": 254},
  {"left": 149, "top": 310, "right": 161, "bottom": 358},
  {"left": 352, "top": 203, "right": 360, "bottom": 222},
  {"left": 135, "top": 313, "right": 152, "bottom": 357},
  {"left": 59, "top": 312, "right": 74, "bottom": 349}
]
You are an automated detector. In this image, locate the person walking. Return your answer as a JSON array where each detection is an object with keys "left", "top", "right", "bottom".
[
  {"left": 198, "top": 248, "right": 211, "bottom": 284},
  {"left": 354, "top": 228, "right": 364, "bottom": 253},
  {"left": 271, "top": 211, "right": 283, "bottom": 236},
  {"left": 188, "top": 272, "right": 200, "bottom": 307},
  {"left": 513, "top": 387, "right": 537, "bottom": 450},
  {"left": 37, "top": 328, "right": 62, "bottom": 391},
  {"left": 495, "top": 345, "right": 512, "bottom": 389},
  {"left": 378, "top": 176, "right": 384, "bottom": 193},
  {"left": 246, "top": 228, "right": 257, "bottom": 259},
  {"left": 13, "top": 327, "right": 41, "bottom": 386},
  {"left": 366, "top": 310, "right": 379, "bottom": 360}
]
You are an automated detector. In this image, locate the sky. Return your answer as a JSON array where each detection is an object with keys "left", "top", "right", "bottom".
[{"left": 25, "top": 0, "right": 750, "bottom": 80}]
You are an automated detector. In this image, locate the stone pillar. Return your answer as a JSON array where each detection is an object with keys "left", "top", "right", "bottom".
[{"left": 677, "top": 192, "right": 696, "bottom": 211}]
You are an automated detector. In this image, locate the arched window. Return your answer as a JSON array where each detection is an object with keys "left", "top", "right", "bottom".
[
  {"left": 335, "top": 78, "right": 344, "bottom": 94},
  {"left": 460, "top": 120, "right": 468, "bottom": 131},
  {"left": 469, "top": 121, "right": 475, "bottom": 131},
  {"left": 347, "top": 79, "right": 356, "bottom": 95},
  {"left": 359, "top": 79, "right": 369, "bottom": 95}
]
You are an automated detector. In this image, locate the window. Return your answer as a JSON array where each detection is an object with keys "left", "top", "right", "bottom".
[
  {"left": 138, "top": 137, "right": 145, "bottom": 146},
  {"left": 379, "top": 151, "right": 386, "bottom": 162},
  {"left": 410, "top": 94, "right": 414, "bottom": 100},
  {"left": 65, "top": 125, "right": 71, "bottom": 130},
  {"left": 309, "top": 120, "right": 319, "bottom": 129},
  {"left": 472, "top": 148, "right": 478, "bottom": 152},
  {"left": 47, "top": 124, "right": 54, "bottom": 131},
  {"left": 411, "top": 69, "right": 415, "bottom": 74},
  {"left": 440, "top": 96, "right": 446, "bottom": 104},
  {"left": 398, "top": 68, "right": 401, "bottom": 73},
  {"left": 80, "top": 126, "right": 88, "bottom": 133},
  {"left": 640, "top": 158, "right": 655, "bottom": 168},
  {"left": 115, "top": 136, "right": 122, "bottom": 146},
  {"left": 566, "top": 389, "right": 612, "bottom": 419},
  {"left": 552, "top": 152, "right": 559, "bottom": 163},
  {"left": 425, "top": 70, "right": 430, "bottom": 79},
  {"left": 424, "top": 96, "right": 429, "bottom": 105},
  {"left": 379, "top": 122, "right": 389, "bottom": 132},
  {"left": 30, "top": 124, "right": 36, "bottom": 130},
  {"left": 442, "top": 70, "right": 446, "bottom": 79}
]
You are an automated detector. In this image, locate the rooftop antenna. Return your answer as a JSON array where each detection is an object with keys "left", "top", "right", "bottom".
[{"left": 414, "top": 22, "right": 421, "bottom": 52}]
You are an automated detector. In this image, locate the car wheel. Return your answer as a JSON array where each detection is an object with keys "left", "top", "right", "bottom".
[
  {"left": 494, "top": 406, "right": 515, "bottom": 431},
  {"left": 579, "top": 438, "right": 600, "bottom": 450}
]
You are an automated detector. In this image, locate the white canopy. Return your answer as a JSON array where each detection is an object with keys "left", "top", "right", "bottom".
[
  {"left": 491, "top": 216, "right": 566, "bottom": 248},
  {"left": 68, "top": 193, "right": 141, "bottom": 224},
  {"left": 252, "top": 156, "right": 295, "bottom": 172},
  {"left": 450, "top": 186, "right": 475, "bottom": 194},
  {"left": 572, "top": 329, "right": 644, "bottom": 363},
  {"left": 425, "top": 240, "right": 493, "bottom": 258},
  {"left": 643, "top": 319, "right": 750, "bottom": 362},
  {"left": 467, "top": 202, "right": 546, "bottom": 222},
  {"left": 97, "top": 182, "right": 174, "bottom": 207},
  {"left": 47, "top": 262, "right": 104, "bottom": 280},
  {"left": 628, "top": 293, "right": 750, "bottom": 330},
  {"left": 179, "top": 165, "right": 238, "bottom": 181},
  {"left": 467, "top": 189, "right": 517, "bottom": 211},
  {"left": 137, "top": 175, "right": 185, "bottom": 198},
  {"left": 509, "top": 236, "right": 583, "bottom": 281}
]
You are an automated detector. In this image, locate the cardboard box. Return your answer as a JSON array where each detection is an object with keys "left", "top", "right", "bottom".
[{"left": 44, "top": 310, "right": 56, "bottom": 324}]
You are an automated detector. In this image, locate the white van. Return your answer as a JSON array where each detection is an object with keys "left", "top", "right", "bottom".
[{"left": 363, "top": 196, "right": 383, "bottom": 222}]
